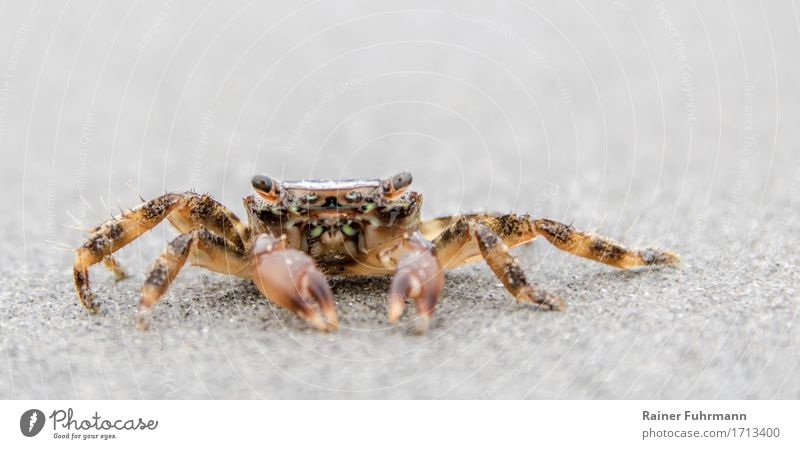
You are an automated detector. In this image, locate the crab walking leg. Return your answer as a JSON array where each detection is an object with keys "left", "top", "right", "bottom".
[
  {"left": 471, "top": 222, "right": 565, "bottom": 310},
  {"left": 432, "top": 216, "right": 564, "bottom": 310},
  {"left": 420, "top": 213, "right": 494, "bottom": 241},
  {"left": 73, "top": 192, "right": 248, "bottom": 312},
  {"left": 382, "top": 233, "right": 444, "bottom": 333},
  {"left": 251, "top": 234, "right": 338, "bottom": 332},
  {"left": 164, "top": 192, "right": 248, "bottom": 251},
  {"left": 532, "top": 218, "right": 679, "bottom": 269},
  {"left": 73, "top": 193, "right": 184, "bottom": 311},
  {"left": 432, "top": 214, "right": 537, "bottom": 269},
  {"left": 428, "top": 214, "right": 679, "bottom": 270},
  {"left": 102, "top": 255, "right": 127, "bottom": 281},
  {"left": 137, "top": 228, "right": 248, "bottom": 330},
  {"left": 136, "top": 233, "right": 193, "bottom": 330}
]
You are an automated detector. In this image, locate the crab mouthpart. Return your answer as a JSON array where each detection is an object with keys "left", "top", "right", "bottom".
[{"left": 320, "top": 228, "right": 345, "bottom": 247}]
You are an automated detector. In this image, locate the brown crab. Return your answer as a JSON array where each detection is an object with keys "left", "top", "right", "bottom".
[{"left": 73, "top": 172, "right": 679, "bottom": 333}]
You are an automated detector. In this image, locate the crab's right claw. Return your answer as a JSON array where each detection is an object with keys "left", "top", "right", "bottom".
[{"left": 252, "top": 235, "right": 338, "bottom": 332}]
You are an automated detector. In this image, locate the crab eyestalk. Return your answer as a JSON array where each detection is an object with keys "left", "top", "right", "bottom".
[
  {"left": 251, "top": 234, "right": 338, "bottom": 331},
  {"left": 382, "top": 171, "right": 412, "bottom": 199},
  {"left": 252, "top": 174, "right": 282, "bottom": 203}
]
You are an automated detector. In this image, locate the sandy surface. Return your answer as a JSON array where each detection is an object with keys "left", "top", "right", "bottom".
[{"left": 0, "top": 0, "right": 798, "bottom": 399}]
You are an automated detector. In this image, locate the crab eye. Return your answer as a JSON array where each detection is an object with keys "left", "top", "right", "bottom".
[
  {"left": 361, "top": 203, "right": 376, "bottom": 212},
  {"left": 382, "top": 171, "right": 412, "bottom": 197},
  {"left": 252, "top": 174, "right": 282, "bottom": 202},
  {"left": 308, "top": 225, "right": 324, "bottom": 238},
  {"left": 251, "top": 174, "right": 275, "bottom": 192},
  {"left": 289, "top": 205, "right": 302, "bottom": 214},
  {"left": 390, "top": 172, "right": 412, "bottom": 190}
]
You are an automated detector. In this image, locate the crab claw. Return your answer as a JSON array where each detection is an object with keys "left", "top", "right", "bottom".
[
  {"left": 387, "top": 236, "right": 444, "bottom": 334},
  {"left": 252, "top": 234, "right": 338, "bottom": 331}
]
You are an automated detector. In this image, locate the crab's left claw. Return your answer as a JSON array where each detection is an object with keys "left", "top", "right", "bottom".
[
  {"left": 386, "top": 234, "right": 444, "bottom": 334},
  {"left": 252, "top": 234, "right": 338, "bottom": 331}
]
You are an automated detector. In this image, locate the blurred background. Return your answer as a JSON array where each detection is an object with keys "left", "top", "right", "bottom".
[{"left": 0, "top": 1, "right": 797, "bottom": 399}]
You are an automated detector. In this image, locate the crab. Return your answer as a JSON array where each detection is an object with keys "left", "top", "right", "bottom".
[{"left": 73, "top": 172, "right": 679, "bottom": 333}]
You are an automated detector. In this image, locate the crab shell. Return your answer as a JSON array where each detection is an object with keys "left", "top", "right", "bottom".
[{"left": 245, "top": 172, "right": 421, "bottom": 274}]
